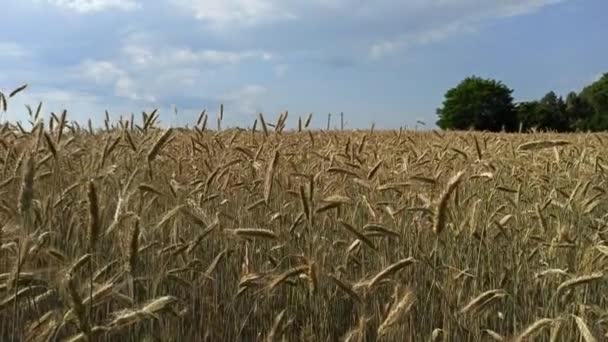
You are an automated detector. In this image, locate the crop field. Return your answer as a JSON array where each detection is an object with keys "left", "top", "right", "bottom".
[{"left": 2, "top": 110, "right": 608, "bottom": 341}]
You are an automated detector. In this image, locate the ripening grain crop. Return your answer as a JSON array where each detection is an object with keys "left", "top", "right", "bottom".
[{"left": 1, "top": 107, "right": 608, "bottom": 341}]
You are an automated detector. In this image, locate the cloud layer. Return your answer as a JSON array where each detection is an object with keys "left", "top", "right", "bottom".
[
  {"left": 44, "top": 0, "right": 140, "bottom": 13},
  {"left": 0, "top": 0, "right": 584, "bottom": 128}
]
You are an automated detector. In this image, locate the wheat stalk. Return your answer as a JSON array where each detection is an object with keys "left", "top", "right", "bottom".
[
  {"left": 377, "top": 288, "right": 415, "bottom": 337},
  {"left": 433, "top": 170, "right": 465, "bottom": 234}
]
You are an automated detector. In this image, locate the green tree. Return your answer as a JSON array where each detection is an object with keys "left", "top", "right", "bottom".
[
  {"left": 517, "top": 92, "right": 588, "bottom": 132},
  {"left": 565, "top": 91, "right": 593, "bottom": 131},
  {"left": 516, "top": 101, "right": 541, "bottom": 131},
  {"left": 436, "top": 76, "right": 517, "bottom": 131},
  {"left": 581, "top": 73, "right": 608, "bottom": 131},
  {"left": 538, "top": 91, "right": 569, "bottom": 131}
]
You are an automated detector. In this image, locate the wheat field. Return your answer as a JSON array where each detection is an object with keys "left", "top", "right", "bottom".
[{"left": 1, "top": 109, "right": 608, "bottom": 341}]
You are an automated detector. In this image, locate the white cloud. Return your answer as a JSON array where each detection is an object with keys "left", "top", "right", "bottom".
[
  {"left": 44, "top": 0, "right": 140, "bottom": 13},
  {"left": 114, "top": 76, "right": 155, "bottom": 102},
  {"left": 74, "top": 31, "right": 276, "bottom": 108},
  {"left": 485, "top": 0, "right": 565, "bottom": 17},
  {"left": 79, "top": 60, "right": 155, "bottom": 102},
  {"left": 168, "top": 1, "right": 566, "bottom": 60},
  {"left": 221, "top": 84, "right": 268, "bottom": 116},
  {"left": 171, "top": 0, "right": 295, "bottom": 29},
  {"left": 370, "top": 22, "right": 474, "bottom": 59},
  {"left": 123, "top": 45, "right": 273, "bottom": 68},
  {"left": 368, "top": 0, "right": 564, "bottom": 59},
  {"left": 109, "top": 35, "right": 276, "bottom": 105},
  {"left": 172, "top": 0, "right": 564, "bottom": 31},
  {"left": 0, "top": 42, "right": 27, "bottom": 58},
  {"left": 35, "top": 89, "right": 98, "bottom": 104},
  {"left": 81, "top": 60, "right": 125, "bottom": 83},
  {"left": 165, "top": 48, "right": 273, "bottom": 65}
]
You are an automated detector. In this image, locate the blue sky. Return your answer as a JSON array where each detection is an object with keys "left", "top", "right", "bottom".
[{"left": 0, "top": 0, "right": 606, "bottom": 129}]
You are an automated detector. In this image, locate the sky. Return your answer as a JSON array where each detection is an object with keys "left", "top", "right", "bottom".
[{"left": 0, "top": 0, "right": 606, "bottom": 129}]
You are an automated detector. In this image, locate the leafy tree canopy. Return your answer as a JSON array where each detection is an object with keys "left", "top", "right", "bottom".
[
  {"left": 438, "top": 73, "right": 608, "bottom": 132},
  {"left": 436, "top": 76, "right": 517, "bottom": 132}
]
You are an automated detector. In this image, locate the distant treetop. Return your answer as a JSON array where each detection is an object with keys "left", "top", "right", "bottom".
[
  {"left": 436, "top": 76, "right": 517, "bottom": 132},
  {"left": 437, "top": 73, "right": 608, "bottom": 132}
]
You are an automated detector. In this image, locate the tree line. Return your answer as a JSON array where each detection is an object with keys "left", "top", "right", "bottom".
[{"left": 436, "top": 73, "right": 608, "bottom": 132}]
